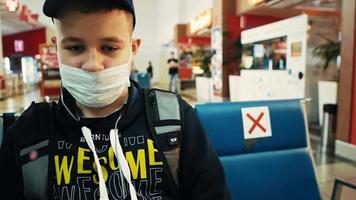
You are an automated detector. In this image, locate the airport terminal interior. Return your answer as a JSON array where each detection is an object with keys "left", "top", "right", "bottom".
[{"left": 0, "top": 0, "right": 356, "bottom": 199}]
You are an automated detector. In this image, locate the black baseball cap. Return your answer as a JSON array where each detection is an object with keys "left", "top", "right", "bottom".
[{"left": 43, "top": 0, "right": 136, "bottom": 28}]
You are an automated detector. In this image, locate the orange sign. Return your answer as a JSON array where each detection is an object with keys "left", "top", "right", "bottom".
[{"left": 190, "top": 9, "right": 212, "bottom": 35}]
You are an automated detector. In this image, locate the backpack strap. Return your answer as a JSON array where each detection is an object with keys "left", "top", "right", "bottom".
[
  {"left": 144, "top": 88, "right": 182, "bottom": 192},
  {"left": 3, "top": 112, "right": 17, "bottom": 132},
  {"left": 0, "top": 113, "right": 19, "bottom": 148},
  {"left": 19, "top": 102, "right": 53, "bottom": 200}
]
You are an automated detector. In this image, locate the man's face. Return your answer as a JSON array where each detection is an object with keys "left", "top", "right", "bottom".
[{"left": 52, "top": 10, "right": 140, "bottom": 72}]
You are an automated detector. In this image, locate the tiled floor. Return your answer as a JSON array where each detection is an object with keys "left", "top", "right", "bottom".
[
  {"left": 0, "top": 88, "right": 43, "bottom": 113},
  {"left": 310, "top": 132, "right": 356, "bottom": 200},
  {"left": 1, "top": 87, "right": 356, "bottom": 200}
]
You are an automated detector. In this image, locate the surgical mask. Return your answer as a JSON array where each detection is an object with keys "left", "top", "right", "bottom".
[{"left": 59, "top": 53, "right": 132, "bottom": 108}]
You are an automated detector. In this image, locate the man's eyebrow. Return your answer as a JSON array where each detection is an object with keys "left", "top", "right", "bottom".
[
  {"left": 100, "top": 37, "right": 125, "bottom": 44},
  {"left": 61, "top": 37, "right": 83, "bottom": 44},
  {"left": 60, "top": 37, "right": 125, "bottom": 44}
]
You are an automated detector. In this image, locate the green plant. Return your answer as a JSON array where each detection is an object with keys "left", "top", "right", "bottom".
[
  {"left": 180, "top": 51, "right": 193, "bottom": 61},
  {"left": 180, "top": 49, "right": 213, "bottom": 76},
  {"left": 312, "top": 34, "right": 340, "bottom": 70},
  {"left": 194, "top": 49, "right": 213, "bottom": 76},
  {"left": 223, "top": 31, "right": 243, "bottom": 73}
]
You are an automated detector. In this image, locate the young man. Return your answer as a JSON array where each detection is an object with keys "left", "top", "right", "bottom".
[{"left": 0, "top": 0, "right": 230, "bottom": 199}]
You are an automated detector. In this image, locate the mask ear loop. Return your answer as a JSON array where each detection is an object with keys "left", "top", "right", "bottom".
[
  {"left": 58, "top": 42, "right": 81, "bottom": 122},
  {"left": 60, "top": 86, "right": 81, "bottom": 122},
  {"left": 127, "top": 48, "right": 133, "bottom": 66}
]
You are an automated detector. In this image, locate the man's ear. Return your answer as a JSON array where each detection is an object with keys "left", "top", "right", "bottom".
[
  {"left": 51, "top": 36, "right": 58, "bottom": 50},
  {"left": 131, "top": 38, "right": 141, "bottom": 56}
]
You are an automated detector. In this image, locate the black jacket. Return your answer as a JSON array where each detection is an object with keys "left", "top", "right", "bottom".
[{"left": 0, "top": 82, "right": 230, "bottom": 200}]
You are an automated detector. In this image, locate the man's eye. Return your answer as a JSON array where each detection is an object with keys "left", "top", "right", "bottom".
[
  {"left": 102, "top": 46, "right": 118, "bottom": 53},
  {"left": 65, "top": 46, "right": 85, "bottom": 53}
]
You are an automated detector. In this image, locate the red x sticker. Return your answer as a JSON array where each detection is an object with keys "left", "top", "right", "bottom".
[{"left": 241, "top": 107, "right": 272, "bottom": 139}]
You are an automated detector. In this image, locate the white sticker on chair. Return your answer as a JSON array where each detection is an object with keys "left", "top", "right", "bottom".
[{"left": 241, "top": 106, "right": 272, "bottom": 139}]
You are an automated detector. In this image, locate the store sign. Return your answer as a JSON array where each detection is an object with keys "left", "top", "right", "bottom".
[
  {"left": 247, "top": 0, "right": 273, "bottom": 6},
  {"left": 2, "top": 1, "right": 39, "bottom": 27},
  {"left": 236, "top": 15, "right": 308, "bottom": 101},
  {"left": 190, "top": 9, "right": 212, "bottom": 34},
  {"left": 14, "top": 40, "right": 24, "bottom": 52},
  {"left": 5, "top": 0, "right": 19, "bottom": 12}
]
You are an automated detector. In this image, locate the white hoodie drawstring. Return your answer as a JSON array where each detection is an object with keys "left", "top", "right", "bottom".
[
  {"left": 82, "top": 127, "right": 109, "bottom": 200},
  {"left": 81, "top": 126, "right": 138, "bottom": 200},
  {"left": 110, "top": 129, "right": 138, "bottom": 200}
]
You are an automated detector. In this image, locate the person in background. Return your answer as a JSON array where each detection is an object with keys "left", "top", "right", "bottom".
[
  {"left": 146, "top": 61, "right": 153, "bottom": 79},
  {"left": 167, "top": 52, "right": 179, "bottom": 92}
]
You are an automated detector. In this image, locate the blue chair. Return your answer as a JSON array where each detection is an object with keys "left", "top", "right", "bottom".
[{"left": 195, "top": 99, "right": 321, "bottom": 200}]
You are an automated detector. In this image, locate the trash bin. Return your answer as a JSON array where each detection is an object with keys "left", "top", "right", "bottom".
[{"left": 321, "top": 104, "right": 337, "bottom": 152}]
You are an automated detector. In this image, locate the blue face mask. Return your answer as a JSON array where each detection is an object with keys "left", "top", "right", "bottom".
[{"left": 59, "top": 53, "right": 132, "bottom": 108}]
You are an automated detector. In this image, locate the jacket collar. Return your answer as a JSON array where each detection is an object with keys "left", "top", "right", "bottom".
[{"left": 55, "top": 81, "right": 144, "bottom": 131}]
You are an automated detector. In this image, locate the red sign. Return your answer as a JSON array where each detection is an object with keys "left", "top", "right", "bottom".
[{"left": 246, "top": 112, "right": 267, "bottom": 134}]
